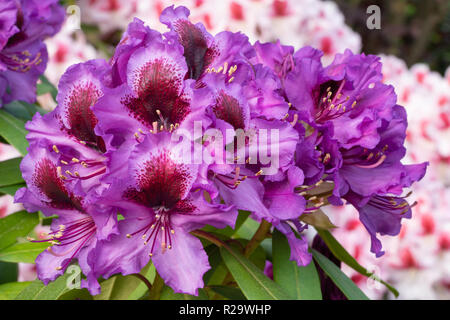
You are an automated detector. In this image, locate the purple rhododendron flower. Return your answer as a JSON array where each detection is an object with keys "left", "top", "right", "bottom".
[
  {"left": 15, "top": 145, "right": 117, "bottom": 295},
  {"left": 14, "top": 4, "right": 428, "bottom": 296},
  {"left": 0, "top": 0, "right": 64, "bottom": 105},
  {"left": 90, "top": 133, "right": 237, "bottom": 295}
]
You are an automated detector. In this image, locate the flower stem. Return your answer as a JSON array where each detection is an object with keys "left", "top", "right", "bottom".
[
  {"left": 191, "top": 229, "right": 227, "bottom": 248},
  {"left": 244, "top": 219, "right": 271, "bottom": 257}
]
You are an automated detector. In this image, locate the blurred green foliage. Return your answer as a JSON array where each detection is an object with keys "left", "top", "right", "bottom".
[{"left": 335, "top": 0, "right": 450, "bottom": 75}]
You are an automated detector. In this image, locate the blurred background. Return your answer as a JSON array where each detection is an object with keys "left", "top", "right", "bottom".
[{"left": 1, "top": 0, "right": 449, "bottom": 299}]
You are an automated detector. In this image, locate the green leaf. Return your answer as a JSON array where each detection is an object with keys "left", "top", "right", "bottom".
[
  {"left": 312, "top": 249, "right": 369, "bottom": 300},
  {"left": 300, "top": 210, "right": 336, "bottom": 229},
  {"left": 0, "top": 242, "right": 48, "bottom": 263},
  {"left": 0, "top": 157, "right": 24, "bottom": 187},
  {"left": 0, "top": 183, "right": 26, "bottom": 196},
  {"left": 37, "top": 75, "right": 57, "bottom": 100},
  {"left": 0, "top": 261, "right": 18, "bottom": 284},
  {"left": 272, "top": 230, "right": 322, "bottom": 300},
  {"left": 2, "top": 101, "right": 48, "bottom": 122},
  {"left": 0, "top": 211, "right": 39, "bottom": 251},
  {"left": 94, "top": 275, "right": 142, "bottom": 300},
  {"left": 94, "top": 263, "right": 154, "bottom": 301},
  {"left": 0, "top": 110, "right": 28, "bottom": 156},
  {"left": 202, "top": 210, "right": 250, "bottom": 237},
  {"left": 58, "top": 288, "right": 93, "bottom": 300},
  {"left": 220, "top": 245, "right": 292, "bottom": 300},
  {"left": 0, "top": 282, "right": 32, "bottom": 300},
  {"left": 160, "top": 285, "right": 209, "bottom": 300},
  {"left": 128, "top": 263, "right": 156, "bottom": 300},
  {"left": 15, "top": 272, "right": 70, "bottom": 300},
  {"left": 315, "top": 228, "right": 399, "bottom": 297},
  {"left": 233, "top": 216, "right": 260, "bottom": 240},
  {"left": 208, "top": 285, "right": 246, "bottom": 300},
  {"left": 204, "top": 245, "right": 229, "bottom": 286}
]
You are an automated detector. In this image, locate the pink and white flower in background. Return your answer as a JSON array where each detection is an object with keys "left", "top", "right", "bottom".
[
  {"left": 78, "top": 0, "right": 361, "bottom": 63},
  {"left": 44, "top": 19, "right": 99, "bottom": 86}
]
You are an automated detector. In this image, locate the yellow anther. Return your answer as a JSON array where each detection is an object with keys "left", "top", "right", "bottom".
[
  {"left": 52, "top": 145, "right": 59, "bottom": 153},
  {"left": 228, "top": 76, "right": 235, "bottom": 83},
  {"left": 72, "top": 158, "right": 80, "bottom": 163},
  {"left": 126, "top": 234, "right": 132, "bottom": 238},
  {"left": 61, "top": 160, "right": 68, "bottom": 165},
  {"left": 56, "top": 266, "right": 62, "bottom": 271}
]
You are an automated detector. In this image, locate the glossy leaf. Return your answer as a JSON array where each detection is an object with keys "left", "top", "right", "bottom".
[
  {"left": 208, "top": 285, "right": 246, "bottom": 300},
  {"left": 315, "top": 228, "right": 399, "bottom": 297},
  {"left": 58, "top": 288, "right": 94, "bottom": 300},
  {"left": 0, "top": 183, "right": 26, "bottom": 196},
  {"left": 2, "top": 101, "right": 48, "bottom": 122},
  {"left": 94, "top": 263, "right": 153, "bottom": 300},
  {"left": 0, "top": 261, "right": 18, "bottom": 284},
  {"left": 0, "top": 242, "right": 48, "bottom": 263},
  {"left": 300, "top": 210, "right": 336, "bottom": 229},
  {"left": 0, "top": 157, "right": 24, "bottom": 187},
  {"left": 0, "top": 282, "right": 31, "bottom": 300},
  {"left": 94, "top": 275, "right": 143, "bottom": 300},
  {"left": 15, "top": 272, "right": 70, "bottom": 300},
  {"left": 160, "top": 285, "right": 209, "bottom": 300},
  {"left": 312, "top": 249, "right": 369, "bottom": 300},
  {"left": 202, "top": 210, "right": 250, "bottom": 237},
  {"left": 272, "top": 230, "right": 322, "bottom": 300},
  {"left": 220, "top": 245, "right": 292, "bottom": 300},
  {"left": 37, "top": 75, "right": 57, "bottom": 100},
  {"left": 0, "top": 211, "right": 39, "bottom": 251},
  {"left": 0, "top": 110, "right": 28, "bottom": 156}
]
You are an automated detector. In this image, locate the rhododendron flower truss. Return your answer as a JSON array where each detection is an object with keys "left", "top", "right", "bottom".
[
  {"left": 3, "top": 4, "right": 428, "bottom": 300},
  {"left": 0, "top": 0, "right": 64, "bottom": 106}
]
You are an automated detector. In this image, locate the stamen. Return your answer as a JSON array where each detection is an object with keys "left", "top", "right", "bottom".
[{"left": 355, "top": 154, "right": 386, "bottom": 169}]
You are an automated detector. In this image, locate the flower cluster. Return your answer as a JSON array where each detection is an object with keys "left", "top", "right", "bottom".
[
  {"left": 325, "top": 55, "right": 450, "bottom": 299},
  {"left": 0, "top": 0, "right": 64, "bottom": 106},
  {"left": 15, "top": 6, "right": 426, "bottom": 296}
]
